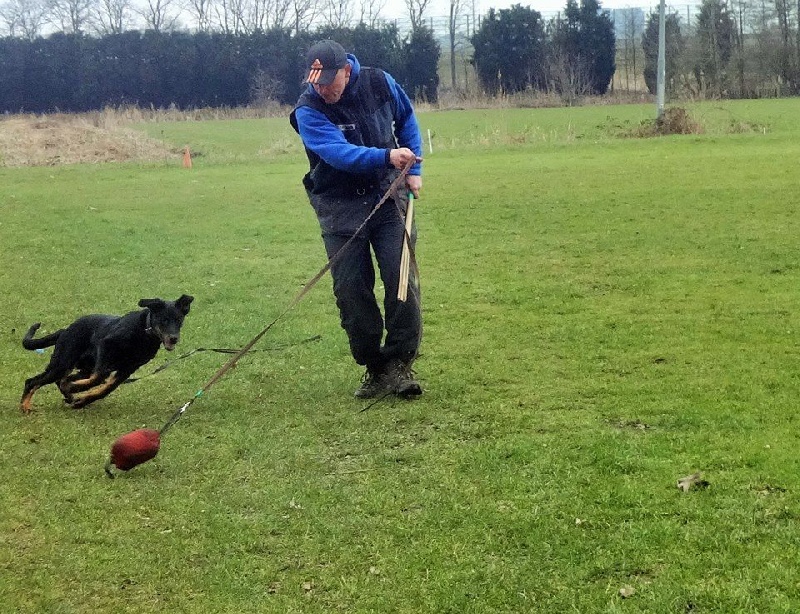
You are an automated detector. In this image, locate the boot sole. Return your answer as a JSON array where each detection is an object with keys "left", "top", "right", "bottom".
[{"left": 396, "top": 384, "right": 423, "bottom": 398}]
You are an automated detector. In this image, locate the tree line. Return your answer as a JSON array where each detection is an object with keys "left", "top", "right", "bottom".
[
  {"left": 0, "top": 0, "right": 619, "bottom": 113},
  {"left": 0, "top": 24, "right": 439, "bottom": 112},
  {"left": 466, "top": 0, "right": 800, "bottom": 99},
  {"left": 637, "top": 0, "right": 800, "bottom": 98},
  {"left": 1, "top": 0, "right": 799, "bottom": 113}
]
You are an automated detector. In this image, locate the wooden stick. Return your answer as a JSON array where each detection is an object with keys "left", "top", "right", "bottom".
[{"left": 397, "top": 193, "right": 415, "bottom": 302}]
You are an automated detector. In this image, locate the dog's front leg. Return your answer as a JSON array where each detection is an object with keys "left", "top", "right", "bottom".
[
  {"left": 69, "top": 372, "right": 126, "bottom": 409},
  {"left": 62, "top": 372, "right": 103, "bottom": 394},
  {"left": 58, "top": 370, "right": 91, "bottom": 403},
  {"left": 65, "top": 338, "right": 122, "bottom": 395}
]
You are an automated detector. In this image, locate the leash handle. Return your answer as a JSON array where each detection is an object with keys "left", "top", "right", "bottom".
[
  {"left": 158, "top": 159, "right": 416, "bottom": 433},
  {"left": 398, "top": 191, "right": 415, "bottom": 302}
]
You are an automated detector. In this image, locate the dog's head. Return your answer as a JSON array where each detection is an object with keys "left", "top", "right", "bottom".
[{"left": 139, "top": 295, "right": 194, "bottom": 351}]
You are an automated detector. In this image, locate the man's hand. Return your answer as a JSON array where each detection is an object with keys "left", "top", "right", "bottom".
[
  {"left": 406, "top": 174, "right": 422, "bottom": 199},
  {"left": 389, "top": 148, "right": 422, "bottom": 170}
]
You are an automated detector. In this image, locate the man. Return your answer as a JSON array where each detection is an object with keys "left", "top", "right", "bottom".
[{"left": 289, "top": 39, "right": 424, "bottom": 400}]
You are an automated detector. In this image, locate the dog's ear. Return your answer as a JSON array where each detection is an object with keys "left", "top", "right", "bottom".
[
  {"left": 138, "top": 298, "right": 166, "bottom": 310},
  {"left": 176, "top": 294, "right": 194, "bottom": 315}
]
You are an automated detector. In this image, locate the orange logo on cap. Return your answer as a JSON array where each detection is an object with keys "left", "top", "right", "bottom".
[{"left": 307, "top": 58, "right": 324, "bottom": 84}]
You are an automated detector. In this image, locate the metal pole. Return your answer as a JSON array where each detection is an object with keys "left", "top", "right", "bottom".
[{"left": 656, "top": 0, "right": 666, "bottom": 119}]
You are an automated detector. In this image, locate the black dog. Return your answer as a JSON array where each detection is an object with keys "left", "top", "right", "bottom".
[{"left": 20, "top": 295, "right": 193, "bottom": 412}]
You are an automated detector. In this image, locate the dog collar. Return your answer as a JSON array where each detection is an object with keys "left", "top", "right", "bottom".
[{"left": 144, "top": 310, "right": 159, "bottom": 338}]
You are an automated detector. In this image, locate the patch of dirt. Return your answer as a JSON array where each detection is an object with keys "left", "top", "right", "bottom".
[
  {"left": 631, "top": 107, "right": 704, "bottom": 138},
  {"left": 603, "top": 106, "right": 705, "bottom": 139},
  {"left": 0, "top": 114, "right": 177, "bottom": 167}
]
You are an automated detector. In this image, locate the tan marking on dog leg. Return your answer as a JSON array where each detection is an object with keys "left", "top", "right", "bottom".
[
  {"left": 70, "top": 374, "right": 121, "bottom": 408},
  {"left": 20, "top": 387, "right": 38, "bottom": 413},
  {"left": 63, "top": 372, "right": 103, "bottom": 394},
  {"left": 68, "top": 373, "right": 101, "bottom": 388}
]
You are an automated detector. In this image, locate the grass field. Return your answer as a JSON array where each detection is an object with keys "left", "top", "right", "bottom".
[{"left": 3, "top": 99, "right": 800, "bottom": 612}]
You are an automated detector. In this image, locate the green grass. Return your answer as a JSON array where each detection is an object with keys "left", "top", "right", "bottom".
[{"left": 3, "top": 99, "right": 800, "bottom": 612}]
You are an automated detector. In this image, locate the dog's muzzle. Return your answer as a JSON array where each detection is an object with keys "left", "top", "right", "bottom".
[{"left": 162, "top": 335, "right": 179, "bottom": 351}]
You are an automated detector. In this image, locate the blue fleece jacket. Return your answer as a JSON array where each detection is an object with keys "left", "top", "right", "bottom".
[{"left": 293, "top": 55, "right": 422, "bottom": 176}]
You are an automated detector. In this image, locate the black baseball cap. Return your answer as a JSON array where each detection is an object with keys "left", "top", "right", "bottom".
[{"left": 305, "top": 40, "right": 348, "bottom": 85}]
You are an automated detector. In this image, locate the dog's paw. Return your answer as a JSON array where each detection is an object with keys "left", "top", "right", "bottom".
[
  {"left": 69, "top": 398, "right": 88, "bottom": 409},
  {"left": 59, "top": 382, "right": 75, "bottom": 395}
]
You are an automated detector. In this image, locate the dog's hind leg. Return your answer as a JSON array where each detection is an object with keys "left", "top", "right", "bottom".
[
  {"left": 20, "top": 381, "right": 40, "bottom": 414},
  {"left": 21, "top": 366, "right": 72, "bottom": 413},
  {"left": 20, "top": 338, "right": 82, "bottom": 412}
]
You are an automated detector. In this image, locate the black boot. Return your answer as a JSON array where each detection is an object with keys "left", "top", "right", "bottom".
[
  {"left": 354, "top": 368, "right": 390, "bottom": 399},
  {"left": 384, "top": 359, "right": 423, "bottom": 398}
]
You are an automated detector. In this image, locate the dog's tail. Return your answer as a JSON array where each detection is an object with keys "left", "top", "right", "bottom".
[{"left": 22, "top": 323, "right": 63, "bottom": 350}]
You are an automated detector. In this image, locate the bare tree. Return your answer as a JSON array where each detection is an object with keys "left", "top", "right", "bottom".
[
  {"left": 213, "top": 0, "right": 232, "bottom": 32},
  {"left": 249, "top": 0, "right": 270, "bottom": 30},
  {"left": 225, "top": 0, "right": 248, "bottom": 32},
  {"left": 92, "top": 0, "right": 133, "bottom": 34},
  {"left": 270, "top": 0, "right": 293, "bottom": 28},
  {"left": 216, "top": 0, "right": 292, "bottom": 31},
  {"left": 447, "top": 0, "right": 463, "bottom": 89},
  {"left": 289, "top": 0, "right": 316, "bottom": 34},
  {"left": 357, "top": 0, "right": 384, "bottom": 27},
  {"left": 774, "top": 0, "right": 797, "bottom": 89},
  {"left": 137, "top": 0, "right": 182, "bottom": 31},
  {"left": 730, "top": 0, "right": 750, "bottom": 95},
  {"left": 185, "top": 0, "right": 213, "bottom": 30},
  {"left": 446, "top": 0, "right": 478, "bottom": 91},
  {"left": 620, "top": 8, "right": 643, "bottom": 91},
  {"left": 404, "top": 0, "right": 430, "bottom": 30},
  {"left": 0, "top": 0, "right": 48, "bottom": 38},
  {"left": 548, "top": 48, "right": 593, "bottom": 103},
  {"left": 797, "top": 0, "right": 800, "bottom": 80},
  {"left": 321, "top": 0, "right": 352, "bottom": 27},
  {"left": 747, "top": 0, "right": 788, "bottom": 93},
  {"left": 48, "top": 0, "right": 93, "bottom": 33}
]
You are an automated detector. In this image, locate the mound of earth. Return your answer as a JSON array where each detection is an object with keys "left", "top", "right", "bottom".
[{"left": 0, "top": 114, "right": 177, "bottom": 167}]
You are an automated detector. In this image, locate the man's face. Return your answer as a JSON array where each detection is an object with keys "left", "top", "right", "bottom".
[{"left": 313, "top": 64, "right": 350, "bottom": 104}]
